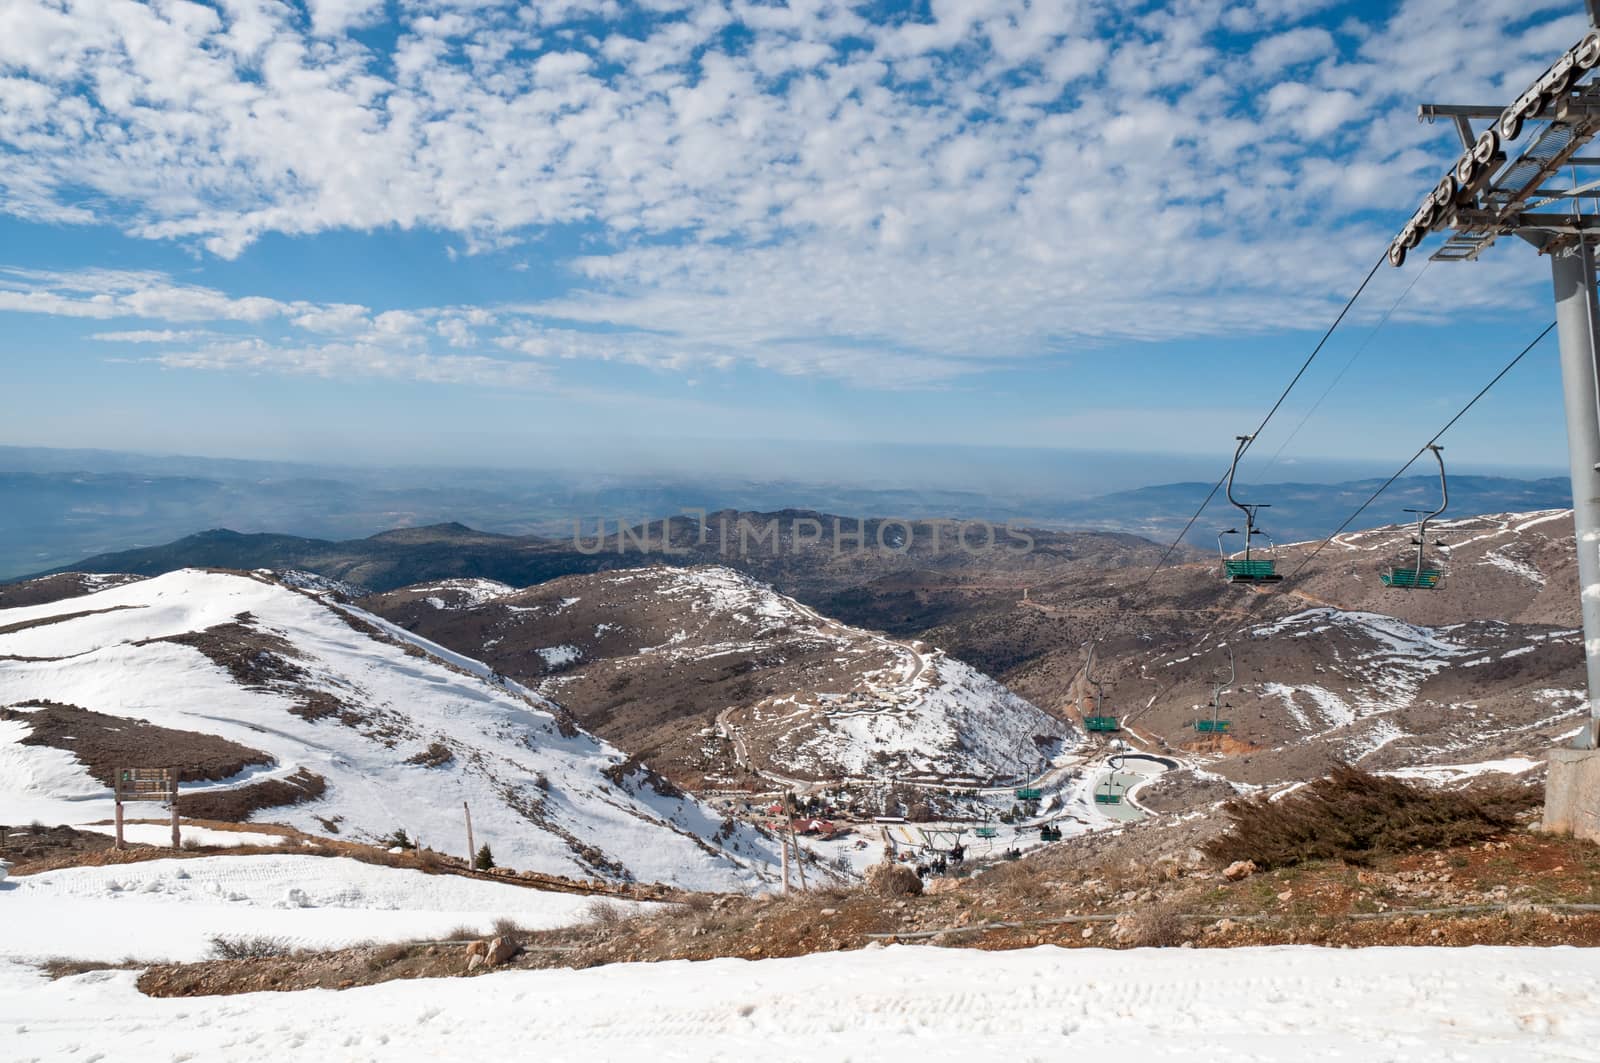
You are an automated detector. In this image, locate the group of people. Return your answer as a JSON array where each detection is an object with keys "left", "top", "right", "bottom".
[{"left": 912, "top": 842, "right": 965, "bottom": 878}]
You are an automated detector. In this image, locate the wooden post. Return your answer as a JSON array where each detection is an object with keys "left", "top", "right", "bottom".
[
  {"left": 778, "top": 805, "right": 790, "bottom": 894},
  {"left": 170, "top": 767, "right": 181, "bottom": 851},
  {"left": 113, "top": 767, "right": 126, "bottom": 850},
  {"left": 792, "top": 825, "right": 808, "bottom": 891},
  {"left": 464, "top": 801, "right": 475, "bottom": 868},
  {"left": 783, "top": 792, "right": 807, "bottom": 891}
]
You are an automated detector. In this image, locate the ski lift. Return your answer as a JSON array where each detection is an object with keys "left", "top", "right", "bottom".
[
  {"left": 1081, "top": 641, "right": 1120, "bottom": 732},
  {"left": 1220, "top": 434, "right": 1283, "bottom": 584},
  {"left": 975, "top": 826, "right": 999, "bottom": 839},
  {"left": 1095, "top": 747, "right": 1126, "bottom": 804},
  {"left": 1381, "top": 444, "right": 1448, "bottom": 590},
  {"left": 1039, "top": 823, "right": 1063, "bottom": 842},
  {"left": 1014, "top": 787, "right": 1043, "bottom": 801},
  {"left": 1194, "top": 649, "right": 1235, "bottom": 734}
]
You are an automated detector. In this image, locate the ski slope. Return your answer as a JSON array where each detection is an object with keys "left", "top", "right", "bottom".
[
  {"left": 0, "top": 570, "right": 782, "bottom": 891},
  {"left": 4, "top": 944, "right": 1596, "bottom": 1061},
  {"left": 0, "top": 854, "right": 639, "bottom": 963}
]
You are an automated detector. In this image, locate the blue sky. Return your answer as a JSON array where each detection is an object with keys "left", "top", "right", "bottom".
[{"left": 0, "top": 0, "right": 1589, "bottom": 485}]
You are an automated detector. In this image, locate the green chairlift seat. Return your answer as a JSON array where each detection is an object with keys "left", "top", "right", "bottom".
[
  {"left": 975, "top": 826, "right": 999, "bottom": 839},
  {"left": 1195, "top": 719, "right": 1231, "bottom": 733},
  {"left": 1084, "top": 716, "right": 1120, "bottom": 732},
  {"left": 1381, "top": 566, "right": 1441, "bottom": 589},
  {"left": 1094, "top": 792, "right": 1122, "bottom": 805},
  {"left": 1039, "top": 825, "right": 1062, "bottom": 842},
  {"left": 1383, "top": 445, "right": 1450, "bottom": 591},
  {"left": 1014, "top": 787, "right": 1042, "bottom": 801},
  {"left": 1223, "top": 558, "right": 1282, "bottom": 584}
]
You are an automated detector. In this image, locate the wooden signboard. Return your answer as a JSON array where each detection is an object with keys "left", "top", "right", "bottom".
[{"left": 113, "top": 767, "right": 179, "bottom": 850}]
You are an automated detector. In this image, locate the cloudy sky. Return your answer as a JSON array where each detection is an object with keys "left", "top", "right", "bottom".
[{"left": 0, "top": 0, "right": 1588, "bottom": 479}]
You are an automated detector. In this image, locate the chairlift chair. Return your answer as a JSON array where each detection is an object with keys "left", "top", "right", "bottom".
[
  {"left": 1220, "top": 434, "right": 1284, "bottom": 584},
  {"left": 1381, "top": 445, "right": 1449, "bottom": 590},
  {"left": 1039, "top": 823, "right": 1063, "bottom": 842},
  {"left": 1081, "top": 641, "right": 1120, "bottom": 732},
  {"left": 1094, "top": 747, "right": 1126, "bottom": 804},
  {"left": 1194, "top": 649, "right": 1235, "bottom": 733}
]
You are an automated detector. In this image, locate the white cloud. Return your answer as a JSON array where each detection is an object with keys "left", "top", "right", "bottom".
[
  {"left": 150, "top": 337, "right": 548, "bottom": 389},
  {"left": 0, "top": 0, "right": 1587, "bottom": 389}
]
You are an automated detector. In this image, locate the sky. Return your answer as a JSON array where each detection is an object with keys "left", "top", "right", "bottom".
[{"left": 0, "top": 0, "right": 1591, "bottom": 485}]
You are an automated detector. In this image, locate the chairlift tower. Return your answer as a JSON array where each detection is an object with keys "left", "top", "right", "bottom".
[{"left": 1395, "top": 0, "right": 1600, "bottom": 836}]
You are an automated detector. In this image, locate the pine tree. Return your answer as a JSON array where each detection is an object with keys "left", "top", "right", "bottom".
[{"left": 474, "top": 843, "right": 495, "bottom": 871}]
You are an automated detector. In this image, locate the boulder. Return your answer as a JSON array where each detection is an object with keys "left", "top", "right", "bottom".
[
  {"left": 1222, "top": 860, "right": 1257, "bottom": 882},
  {"left": 486, "top": 936, "right": 519, "bottom": 967}
]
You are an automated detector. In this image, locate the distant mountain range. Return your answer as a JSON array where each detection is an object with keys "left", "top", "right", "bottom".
[{"left": 0, "top": 444, "right": 1572, "bottom": 580}]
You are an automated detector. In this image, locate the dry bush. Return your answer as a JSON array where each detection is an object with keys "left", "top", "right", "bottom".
[
  {"left": 584, "top": 900, "right": 633, "bottom": 930},
  {"left": 1204, "top": 765, "right": 1538, "bottom": 870},
  {"left": 679, "top": 892, "right": 715, "bottom": 914},
  {"left": 208, "top": 935, "right": 294, "bottom": 960},
  {"left": 444, "top": 924, "right": 481, "bottom": 942},
  {"left": 1120, "top": 901, "right": 1186, "bottom": 948},
  {"left": 865, "top": 861, "right": 923, "bottom": 898},
  {"left": 977, "top": 859, "right": 1050, "bottom": 906},
  {"left": 491, "top": 917, "right": 529, "bottom": 946},
  {"left": 40, "top": 957, "right": 142, "bottom": 980}
]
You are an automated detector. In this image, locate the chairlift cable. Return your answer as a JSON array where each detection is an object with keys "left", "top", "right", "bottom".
[
  {"left": 1284, "top": 320, "right": 1556, "bottom": 581},
  {"left": 1259, "top": 259, "right": 1434, "bottom": 476},
  {"left": 1129, "top": 252, "right": 1388, "bottom": 598}
]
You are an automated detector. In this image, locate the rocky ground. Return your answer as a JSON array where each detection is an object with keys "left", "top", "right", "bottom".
[{"left": 109, "top": 777, "right": 1600, "bottom": 1000}]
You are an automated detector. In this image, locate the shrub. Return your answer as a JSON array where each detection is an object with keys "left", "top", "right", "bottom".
[
  {"left": 208, "top": 935, "right": 293, "bottom": 960},
  {"left": 491, "top": 917, "right": 527, "bottom": 946},
  {"left": 386, "top": 828, "right": 413, "bottom": 851},
  {"left": 679, "top": 892, "right": 714, "bottom": 914},
  {"left": 584, "top": 900, "right": 632, "bottom": 929},
  {"left": 865, "top": 861, "right": 923, "bottom": 898},
  {"left": 474, "top": 844, "right": 495, "bottom": 871},
  {"left": 1203, "top": 765, "right": 1538, "bottom": 870},
  {"left": 1120, "top": 902, "right": 1186, "bottom": 948}
]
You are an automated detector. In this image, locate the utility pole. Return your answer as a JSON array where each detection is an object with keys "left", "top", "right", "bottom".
[
  {"left": 1395, "top": 4, "right": 1600, "bottom": 839},
  {"left": 463, "top": 801, "right": 475, "bottom": 868}
]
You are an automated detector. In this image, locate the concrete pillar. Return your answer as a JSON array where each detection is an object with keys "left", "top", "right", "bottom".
[
  {"left": 1543, "top": 243, "right": 1600, "bottom": 834},
  {"left": 1549, "top": 243, "right": 1600, "bottom": 750}
]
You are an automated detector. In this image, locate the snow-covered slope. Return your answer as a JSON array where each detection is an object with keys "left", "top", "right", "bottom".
[
  {"left": 7, "top": 945, "right": 1599, "bottom": 1060},
  {"left": 369, "top": 565, "right": 1074, "bottom": 786},
  {"left": 0, "top": 570, "right": 782, "bottom": 891},
  {"left": 0, "top": 854, "right": 640, "bottom": 963}
]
